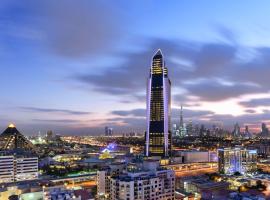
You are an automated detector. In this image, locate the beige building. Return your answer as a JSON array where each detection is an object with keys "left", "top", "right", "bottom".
[{"left": 97, "top": 160, "right": 175, "bottom": 200}]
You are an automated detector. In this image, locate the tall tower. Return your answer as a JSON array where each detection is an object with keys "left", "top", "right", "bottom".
[
  {"left": 180, "top": 105, "right": 183, "bottom": 128},
  {"left": 145, "top": 49, "right": 171, "bottom": 157}
]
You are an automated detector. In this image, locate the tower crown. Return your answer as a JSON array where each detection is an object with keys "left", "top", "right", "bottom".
[
  {"left": 151, "top": 49, "right": 165, "bottom": 75},
  {"left": 8, "top": 123, "right": 15, "bottom": 128},
  {"left": 153, "top": 49, "right": 163, "bottom": 59}
]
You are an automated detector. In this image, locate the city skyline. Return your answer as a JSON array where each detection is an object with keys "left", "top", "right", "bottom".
[{"left": 1, "top": 1, "right": 270, "bottom": 135}]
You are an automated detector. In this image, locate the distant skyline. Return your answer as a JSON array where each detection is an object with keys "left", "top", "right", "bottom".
[{"left": 1, "top": 0, "right": 270, "bottom": 135}]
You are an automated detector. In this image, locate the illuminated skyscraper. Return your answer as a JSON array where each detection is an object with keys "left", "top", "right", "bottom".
[{"left": 145, "top": 49, "right": 171, "bottom": 157}]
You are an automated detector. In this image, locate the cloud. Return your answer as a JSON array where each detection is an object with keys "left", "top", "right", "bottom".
[
  {"left": 111, "top": 109, "right": 145, "bottom": 117},
  {"left": 32, "top": 119, "right": 80, "bottom": 123},
  {"left": 244, "top": 109, "right": 257, "bottom": 114},
  {"left": 43, "top": 1, "right": 123, "bottom": 57},
  {"left": 214, "top": 25, "right": 238, "bottom": 44},
  {"left": 239, "top": 98, "right": 270, "bottom": 108},
  {"left": 71, "top": 37, "right": 261, "bottom": 103},
  {"left": 184, "top": 79, "right": 262, "bottom": 101},
  {"left": 20, "top": 106, "right": 91, "bottom": 115},
  {"left": 192, "top": 43, "right": 236, "bottom": 77},
  {"left": 231, "top": 47, "right": 270, "bottom": 89},
  {"left": 0, "top": 0, "right": 124, "bottom": 57},
  {"left": 111, "top": 108, "right": 213, "bottom": 119},
  {"left": 73, "top": 38, "right": 200, "bottom": 96}
]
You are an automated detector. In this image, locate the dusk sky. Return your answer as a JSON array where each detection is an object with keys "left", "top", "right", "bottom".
[{"left": 1, "top": 0, "right": 270, "bottom": 135}]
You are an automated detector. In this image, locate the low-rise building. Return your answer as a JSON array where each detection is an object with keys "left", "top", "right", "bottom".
[
  {"left": 179, "top": 176, "right": 229, "bottom": 200},
  {"left": 0, "top": 156, "right": 14, "bottom": 183},
  {"left": 0, "top": 155, "right": 38, "bottom": 183},
  {"left": 97, "top": 160, "right": 175, "bottom": 200}
]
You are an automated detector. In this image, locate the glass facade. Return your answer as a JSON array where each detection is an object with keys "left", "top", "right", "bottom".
[{"left": 146, "top": 49, "right": 171, "bottom": 157}]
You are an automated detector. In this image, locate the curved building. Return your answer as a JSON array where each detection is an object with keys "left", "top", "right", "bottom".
[{"left": 145, "top": 49, "right": 171, "bottom": 157}]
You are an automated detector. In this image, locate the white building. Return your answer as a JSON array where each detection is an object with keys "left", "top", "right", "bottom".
[
  {"left": 97, "top": 163, "right": 125, "bottom": 198},
  {"left": 0, "top": 155, "right": 38, "bottom": 183},
  {"left": 110, "top": 169, "right": 175, "bottom": 200},
  {"left": 15, "top": 157, "right": 38, "bottom": 181},
  {"left": 97, "top": 160, "right": 175, "bottom": 200},
  {"left": 0, "top": 156, "right": 14, "bottom": 183}
]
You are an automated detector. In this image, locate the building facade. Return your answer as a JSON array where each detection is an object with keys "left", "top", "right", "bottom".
[
  {"left": 110, "top": 169, "right": 175, "bottom": 200},
  {"left": 97, "top": 163, "right": 125, "bottom": 198},
  {"left": 15, "top": 157, "right": 38, "bottom": 181},
  {"left": 146, "top": 49, "right": 171, "bottom": 157},
  {"left": 97, "top": 160, "right": 175, "bottom": 200},
  {"left": 218, "top": 147, "right": 257, "bottom": 175},
  {"left": 0, "top": 156, "right": 15, "bottom": 183},
  {"left": 0, "top": 155, "right": 38, "bottom": 183}
]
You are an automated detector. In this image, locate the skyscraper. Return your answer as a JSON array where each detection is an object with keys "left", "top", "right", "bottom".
[
  {"left": 179, "top": 105, "right": 187, "bottom": 137},
  {"left": 187, "top": 120, "right": 193, "bottom": 136},
  {"left": 261, "top": 123, "right": 269, "bottom": 137},
  {"left": 180, "top": 104, "right": 183, "bottom": 128},
  {"left": 145, "top": 49, "right": 171, "bottom": 157},
  {"left": 232, "top": 123, "right": 241, "bottom": 138},
  {"left": 105, "top": 126, "right": 113, "bottom": 136}
]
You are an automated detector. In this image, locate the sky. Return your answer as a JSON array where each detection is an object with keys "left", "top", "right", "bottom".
[{"left": 1, "top": 0, "right": 270, "bottom": 135}]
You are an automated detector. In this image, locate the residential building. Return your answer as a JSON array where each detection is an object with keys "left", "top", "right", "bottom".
[
  {"left": 97, "top": 160, "right": 175, "bottom": 200},
  {"left": 218, "top": 147, "right": 257, "bottom": 175}
]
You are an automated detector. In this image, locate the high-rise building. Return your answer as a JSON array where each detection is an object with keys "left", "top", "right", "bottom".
[
  {"left": 145, "top": 49, "right": 171, "bottom": 157},
  {"left": 178, "top": 105, "right": 187, "bottom": 137},
  {"left": 109, "top": 128, "right": 113, "bottom": 136},
  {"left": 180, "top": 123, "right": 187, "bottom": 137},
  {"left": 232, "top": 123, "right": 241, "bottom": 138},
  {"left": 105, "top": 127, "right": 113, "bottom": 136},
  {"left": 243, "top": 125, "right": 252, "bottom": 138},
  {"left": 199, "top": 124, "right": 206, "bottom": 137},
  {"left": 180, "top": 105, "right": 183, "bottom": 129},
  {"left": 260, "top": 123, "right": 269, "bottom": 137},
  {"left": 187, "top": 120, "right": 193, "bottom": 136},
  {"left": 194, "top": 124, "right": 200, "bottom": 136},
  {"left": 172, "top": 124, "right": 178, "bottom": 137},
  {"left": 218, "top": 147, "right": 257, "bottom": 175}
]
